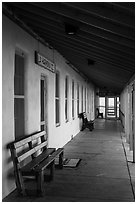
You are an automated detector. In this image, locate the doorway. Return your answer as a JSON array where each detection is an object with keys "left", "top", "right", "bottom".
[
  {"left": 99, "top": 97, "right": 105, "bottom": 118},
  {"left": 40, "top": 75, "right": 48, "bottom": 144},
  {"left": 106, "top": 97, "right": 117, "bottom": 119},
  {"left": 98, "top": 96, "right": 119, "bottom": 119}
]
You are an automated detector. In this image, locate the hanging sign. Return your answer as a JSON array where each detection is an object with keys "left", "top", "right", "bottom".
[{"left": 35, "top": 51, "right": 55, "bottom": 73}]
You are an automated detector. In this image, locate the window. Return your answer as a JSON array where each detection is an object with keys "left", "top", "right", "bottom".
[
  {"left": 85, "top": 87, "right": 87, "bottom": 112},
  {"left": 55, "top": 71, "right": 60, "bottom": 125},
  {"left": 40, "top": 76, "right": 48, "bottom": 133},
  {"left": 117, "top": 97, "right": 120, "bottom": 118},
  {"left": 92, "top": 91, "right": 94, "bottom": 112},
  {"left": 65, "top": 76, "right": 69, "bottom": 122},
  {"left": 77, "top": 83, "right": 79, "bottom": 115},
  {"left": 87, "top": 89, "right": 89, "bottom": 113},
  {"left": 81, "top": 86, "right": 83, "bottom": 112},
  {"left": 72, "top": 80, "right": 74, "bottom": 119},
  {"left": 99, "top": 97, "right": 105, "bottom": 117},
  {"left": 14, "top": 52, "right": 25, "bottom": 139},
  {"left": 41, "top": 79, "right": 45, "bottom": 124}
]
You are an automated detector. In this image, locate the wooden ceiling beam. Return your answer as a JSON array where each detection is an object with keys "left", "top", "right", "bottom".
[
  {"left": 29, "top": 23, "right": 134, "bottom": 67},
  {"left": 79, "top": 30, "right": 134, "bottom": 56},
  {"left": 108, "top": 2, "right": 135, "bottom": 13},
  {"left": 6, "top": 2, "right": 135, "bottom": 48},
  {"left": 40, "top": 33, "right": 134, "bottom": 73},
  {"left": 37, "top": 28, "right": 134, "bottom": 68},
  {"left": 31, "top": 2, "right": 134, "bottom": 40},
  {"left": 62, "top": 52, "right": 128, "bottom": 89},
  {"left": 63, "top": 51, "right": 130, "bottom": 81},
  {"left": 62, "top": 2, "right": 134, "bottom": 28},
  {"left": 2, "top": 2, "right": 134, "bottom": 67},
  {"left": 3, "top": 2, "right": 134, "bottom": 94},
  {"left": 19, "top": 13, "right": 134, "bottom": 57}
]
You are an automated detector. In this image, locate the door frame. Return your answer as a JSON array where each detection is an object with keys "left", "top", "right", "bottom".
[
  {"left": 40, "top": 75, "right": 48, "bottom": 142},
  {"left": 105, "top": 96, "right": 117, "bottom": 119}
]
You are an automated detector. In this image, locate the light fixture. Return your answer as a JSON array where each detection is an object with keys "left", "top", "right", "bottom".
[
  {"left": 65, "top": 23, "right": 78, "bottom": 35},
  {"left": 88, "top": 59, "right": 95, "bottom": 65}
]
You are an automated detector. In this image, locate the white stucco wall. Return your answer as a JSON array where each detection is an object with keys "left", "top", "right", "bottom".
[
  {"left": 120, "top": 77, "right": 135, "bottom": 146},
  {"left": 2, "top": 15, "right": 95, "bottom": 199}
]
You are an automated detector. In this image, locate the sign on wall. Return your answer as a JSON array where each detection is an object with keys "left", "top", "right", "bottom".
[{"left": 35, "top": 51, "right": 55, "bottom": 73}]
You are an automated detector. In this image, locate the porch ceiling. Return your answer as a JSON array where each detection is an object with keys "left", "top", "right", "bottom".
[{"left": 3, "top": 2, "right": 135, "bottom": 94}]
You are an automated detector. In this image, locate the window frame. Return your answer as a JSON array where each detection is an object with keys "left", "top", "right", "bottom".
[
  {"left": 77, "top": 83, "right": 79, "bottom": 116},
  {"left": 55, "top": 71, "right": 60, "bottom": 126},
  {"left": 65, "top": 75, "right": 69, "bottom": 122},
  {"left": 81, "top": 85, "right": 83, "bottom": 112},
  {"left": 72, "top": 79, "right": 75, "bottom": 119},
  {"left": 14, "top": 51, "right": 25, "bottom": 139},
  {"left": 85, "top": 87, "right": 87, "bottom": 113}
]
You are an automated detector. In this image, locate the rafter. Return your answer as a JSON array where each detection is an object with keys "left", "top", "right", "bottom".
[
  {"left": 19, "top": 13, "right": 134, "bottom": 57},
  {"left": 40, "top": 33, "right": 134, "bottom": 73},
  {"left": 7, "top": 2, "right": 135, "bottom": 48},
  {"left": 108, "top": 2, "right": 135, "bottom": 13},
  {"left": 31, "top": 2, "right": 134, "bottom": 40},
  {"left": 28, "top": 22, "right": 134, "bottom": 66},
  {"left": 3, "top": 2, "right": 135, "bottom": 94},
  {"left": 62, "top": 2, "right": 134, "bottom": 28}
]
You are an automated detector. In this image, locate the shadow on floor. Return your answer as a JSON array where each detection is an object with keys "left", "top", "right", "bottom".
[{"left": 3, "top": 119, "right": 135, "bottom": 202}]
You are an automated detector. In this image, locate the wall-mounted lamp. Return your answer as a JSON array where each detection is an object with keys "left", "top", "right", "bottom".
[
  {"left": 65, "top": 23, "right": 78, "bottom": 35},
  {"left": 88, "top": 59, "right": 95, "bottom": 65}
]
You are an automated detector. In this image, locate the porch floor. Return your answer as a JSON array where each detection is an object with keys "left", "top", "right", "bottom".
[{"left": 3, "top": 119, "right": 135, "bottom": 202}]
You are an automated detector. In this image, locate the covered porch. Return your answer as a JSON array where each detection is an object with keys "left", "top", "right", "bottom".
[{"left": 3, "top": 119, "right": 135, "bottom": 202}]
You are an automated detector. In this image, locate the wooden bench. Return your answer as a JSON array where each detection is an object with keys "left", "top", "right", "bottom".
[
  {"left": 96, "top": 108, "right": 103, "bottom": 118},
  {"left": 78, "top": 112, "right": 94, "bottom": 131},
  {"left": 8, "top": 131, "right": 64, "bottom": 196}
]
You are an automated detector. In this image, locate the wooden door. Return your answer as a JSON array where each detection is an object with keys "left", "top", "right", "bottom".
[{"left": 106, "top": 97, "right": 117, "bottom": 119}]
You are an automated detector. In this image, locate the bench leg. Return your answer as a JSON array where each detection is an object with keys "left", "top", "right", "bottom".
[
  {"left": 14, "top": 170, "right": 26, "bottom": 196},
  {"left": 91, "top": 123, "right": 94, "bottom": 131},
  {"left": 81, "top": 124, "right": 85, "bottom": 131},
  {"left": 59, "top": 152, "right": 64, "bottom": 169},
  {"left": 50, "top": 160, "right": 55, "bottom": 180},
  {"left": 37, "top": 171, "right": 44, "bottom": 196}
]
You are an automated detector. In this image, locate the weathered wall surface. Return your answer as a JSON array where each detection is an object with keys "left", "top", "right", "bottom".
[
  {"left": 2, "top": 15, "right": 95, "bottom": 198},
  {"left": 120, "top": 76, "right": 135, "bottom": 150}
]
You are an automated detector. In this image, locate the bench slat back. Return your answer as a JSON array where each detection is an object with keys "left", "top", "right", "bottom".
[
  {"left": 14, "top": 131, "right": 46, "bottom": 149},
  {"left": 83, "top": 112, "right": 88, "bottom": 123},
  {"left": 83, "top": 112, "right": 87, "bottom": 119},
  {"left": 9, "top": 131, "right": 47, "bottom": 164},
  {"left": 18, "top": 140, "right": 48, "bottom": 163}
]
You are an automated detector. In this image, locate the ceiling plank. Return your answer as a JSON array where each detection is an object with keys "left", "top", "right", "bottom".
[
  {"left": 19, "top": 13, "right": 134, "bottom": 57},
  {"left": 40, "top": 33, "right": 134, "bottom": 73},
  {"left": 63, "top": 54, "right": 129, "bottom": 93},
  {"left": 37, "top": 28, "right": 134, "bottom": 69},
  {"left": 3, "top": 2, "right": 135, "bottom": 94},
  {"left": 3, "top": 2, "right": 133, "bottom": 68},
  {"left": 31, "top": 2, "right": 134, "bottom": 40},
  {"left": 108, "top": 2, "right": 135, "bottom": 13},
  {"left": 28, "top": 22, "right": 134, "bottom": 67},
  {"left": 62, "top": 2, "right": 134, "bottom": 28},
  {"left": 7, "top": 2, "right": 135, "bottom": 48}
]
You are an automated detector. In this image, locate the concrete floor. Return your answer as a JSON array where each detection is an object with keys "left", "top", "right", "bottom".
[{"left": 3, "top": 119, "right": 135, "bottom": 202}]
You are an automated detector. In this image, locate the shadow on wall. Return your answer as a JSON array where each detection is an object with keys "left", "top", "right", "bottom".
[{"left": 6, "top": 144, "right": 15, "bottom": 179}]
